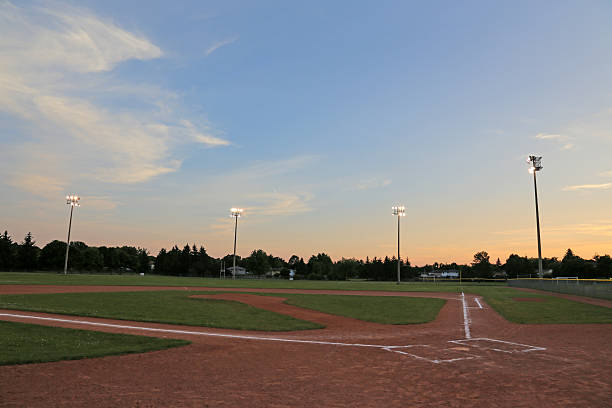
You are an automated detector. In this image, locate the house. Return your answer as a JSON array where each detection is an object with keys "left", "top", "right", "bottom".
[
  {"left": 226, "top": 266, "right": 247, "bottom": 276},
  {"left": 441, "top": 270, "right": 459, "bottom": 278}
]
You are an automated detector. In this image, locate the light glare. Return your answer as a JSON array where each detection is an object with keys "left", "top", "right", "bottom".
[{"left": 392, "top": 205, "right": 405, "bottom": 216}]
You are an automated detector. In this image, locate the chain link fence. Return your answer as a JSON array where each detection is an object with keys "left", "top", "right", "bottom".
[{"left": 508, "top": 278, "right": 612, "bottom": 301}]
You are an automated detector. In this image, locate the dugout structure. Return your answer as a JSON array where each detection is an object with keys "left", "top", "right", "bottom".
[{"left": 509, "top": 278, "right": 612, "bottom": 300}]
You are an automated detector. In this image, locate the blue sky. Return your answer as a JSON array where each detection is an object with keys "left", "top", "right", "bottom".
[{"left": 1, "top": 0, "right": 611, "bottom": 264}]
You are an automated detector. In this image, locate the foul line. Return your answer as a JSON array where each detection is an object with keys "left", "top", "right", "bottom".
[
  {"left": 461, "top": 292, "right": 471, "bottom": 339},
  {"left": 0, "top": 312, "right": 410, "bottom": 350}
]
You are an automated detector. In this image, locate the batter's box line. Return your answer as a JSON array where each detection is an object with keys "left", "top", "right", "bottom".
[
  {"left": 448, "top": 337, "right": 546, "bottom": 353},
  {"left": 382, "top": 345, "right": 482, "bottom": 364}
]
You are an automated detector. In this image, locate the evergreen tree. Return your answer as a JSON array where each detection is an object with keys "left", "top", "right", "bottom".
[
  {"left": 17, "top": 232, "right": 39, "bottom": 271},
  {"left": 0, "top": 230, "right": 16, "bottom": 271}
]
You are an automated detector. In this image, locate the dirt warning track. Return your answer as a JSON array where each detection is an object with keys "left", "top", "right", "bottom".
[{"left": 1, "top": 285, "right": 611, "bottom": 407}]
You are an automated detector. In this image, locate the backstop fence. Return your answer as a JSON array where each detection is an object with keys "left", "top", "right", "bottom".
[{"left": 508, "top": 278, "right": 612, "bottom": 301}]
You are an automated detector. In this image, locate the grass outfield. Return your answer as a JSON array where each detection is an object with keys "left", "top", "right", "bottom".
[
  {"left": 0, "top": 320, "right": 189, "bottom": 365},
  {"left": 274, "top": 294, "right": 446, "bottom": 324},
  {"left": 0, "top": 291, "right": 322, "bottom": 331},
  {"left": 467, "top": 286, "right": 612, "bottom": 324},
  {"left": 0, "top": 271, "right": 502, "bottom": 292}
]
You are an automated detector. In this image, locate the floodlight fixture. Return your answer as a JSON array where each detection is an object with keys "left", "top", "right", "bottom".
[
  {"left": 64, "top": 194, "right": 81, "bottom": 275},
  {"left": 392, "top": 206, "right": 405, "bottom": 217},
  {"left": 230, "top": 207, "right": 244, "bottom": 279},
  {"left": 527, "top": 155, "right": 543, "bottom": 174},
  {"left": 66, "top": 195, "right": 80, "bottom": 206},
  {"left": 391, "top": 205, "right": 405, "bottom": 284},
  {"left": 526, "top": 155, "right": 544, "bottom": 278}
]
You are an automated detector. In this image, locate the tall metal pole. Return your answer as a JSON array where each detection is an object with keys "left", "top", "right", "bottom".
[
  {"left": 232, "top": 214, "right": 238, "bottom": 280},
  {"left": 397, "top": 213, "right": 401, "bottom": 285},
  {"left": 532, "top": 170, "right": 543, "bottom": 277},
  {"left": 63, "top": 205, "right": 74, "bottom": 275}
]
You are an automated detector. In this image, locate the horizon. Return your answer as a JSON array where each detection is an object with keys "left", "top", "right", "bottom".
[{"left": 1, "top": 1, "right": 611, "bottom": 265}]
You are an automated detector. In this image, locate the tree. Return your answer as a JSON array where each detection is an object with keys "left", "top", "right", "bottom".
[
  {"left": 39, "top": 240, "right": 67, "bottom": 270},
  {"left": 504, "top": 254, "right": 531, "bottom": 278},
  {"left": 0, "top": 231, "right": 16, "bottom": 271},
  {"left": 17, "top": 232, "right": 39, "bottom": 271},
  {"left": 137, "top": 248, "right": 150, "bottom": 274},
  {"left": 307, "top": 253, "right": 333, "bottom": 279},
  {"left": 471, "top": 251, "right": 492, "bottom": 278},
  {"left": 246, "top": 249, "right": 270, "bottom": 276},
  {"left": 334, "top": 258, "right": 361, "bottom": 280},
  {"left": 558, "top": 249, "right": 593, "bottom": 278},
  {"left": 154, "top": 248, "right": 168, "bottom": 274},
  {"left": 594, "top": 254, "right": 612, "bottom": 279}
]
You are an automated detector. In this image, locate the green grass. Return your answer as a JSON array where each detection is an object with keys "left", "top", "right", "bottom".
[
  {"left": 464, "top": 286, "right": 612, "bottom": 324},
  {"left": 1, "top": 272, "right": 610, "bottom": 324},
  {"left": 0, "top": 320, "right": 189, "bottom": 365},
  {"left": 0, "top": 291, "right": 322, "bottom": 331},
  {"left": 0, "top": 272, "right": 503, "bottom": 292},
  {"left": 273, "top": 294, "right": 446, "bottom": 324}
]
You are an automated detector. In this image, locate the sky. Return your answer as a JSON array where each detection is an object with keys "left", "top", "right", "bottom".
[{"left": 1, "top": 0, "right": 611, "bottom": 265}]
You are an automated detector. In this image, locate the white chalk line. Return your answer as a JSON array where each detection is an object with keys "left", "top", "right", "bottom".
[
  {"left": 449, "top": 338, "right": 546, "bottom": 353},
  {"left": 0, "top": 313, "right": 391, "bottom": 349},
  {"left": 1, "top": 312, "right": 483, "bottom": 364},
  {"left": 0, "top": 303, "right": 546, "bottom": 364},
  {"left": 474, "top": 297, "right": 483, "bottom": 309},
  {"left": 461, "top": 292, "right": 471, "bottom": 339}
]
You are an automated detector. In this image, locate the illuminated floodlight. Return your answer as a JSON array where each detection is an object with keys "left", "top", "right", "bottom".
[
  {"left": 391, "top": 205, "right": 405, "bottom": 284},
  {"left": 66, "top": 195, "right": 80, "bottom": 207},
  {"left": 392, "top": 206, "right": 405, "bottom": 216},
  {"left": 64, "top": 194, "right": 81, "bottom": 275},
  {"left": 230, "top": 207, "right": 244, "bottom": 280},
  {"left": 526, "top": 155, "right": 544, "bottom": 278},
  {"left": 527, "top": 155, "right": 543, "bottom": 173}
]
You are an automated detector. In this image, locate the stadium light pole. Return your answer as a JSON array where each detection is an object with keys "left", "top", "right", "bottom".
[
  {"left": 64, "top": 195, "right": 80, "bottom": 275},
  {"left": 527, "top": 156, "right": 544, "bottom": 278},
  {"left": 230, "top": 208, "right": 243, "bottom": 280},
  {"left": 392, "top": 205, "right": 405, "bottom": 285}
]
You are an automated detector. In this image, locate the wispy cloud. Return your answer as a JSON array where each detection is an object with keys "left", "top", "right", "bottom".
[
  {"left": 535, "top": 133, "right": 574, "bottom": 150},
  {"left": 354, "top": 178, "right": 392, "bottom": 191},
  {"left": 599, "top": 170, "right": 612, "bottom": 177},
  {"left": 245, "top": 192, "right": 313, "bottom": 216},
  {"left": 535, "top": 133, "right": 564, "bottom": 140},
  {"left": 230, "top": 155, "right": 320, "bottom": 181},
  {"left": 562, "top": 183, "right": 612, "bottom": 191},
  {"left": 205, "top": 36, "right": 238, "bottom": 57},
  {"left": 0, "top": 2, "right": 229, "bottom": 195}
]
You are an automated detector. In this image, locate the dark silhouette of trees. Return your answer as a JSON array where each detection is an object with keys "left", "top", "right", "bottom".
[
  {"left": 594, "top": 254, "right": 612, "bottom": 279},
  {"left": 471, "top": 251, "right": 492, "bottom": 278},
  {"left": 0, "top": 231, "right": 16, "bottom": 271},
  {"left": 39, "top": 240, "right": 67, "bottom": 270},
  {"left": 2, "top": 227, "right": 612, "bottom": 280},
  {"left": 17, "top": 232, "right": 40, "bottom": 271}
]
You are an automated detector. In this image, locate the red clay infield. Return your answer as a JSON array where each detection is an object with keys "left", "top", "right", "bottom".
[{"left": 0, "top": 285, "right": 611, "bottom": 407}]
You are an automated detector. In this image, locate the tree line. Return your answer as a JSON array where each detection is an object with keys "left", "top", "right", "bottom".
[{"left": 1, "top": 230, "right": 611, "bottom": 280}]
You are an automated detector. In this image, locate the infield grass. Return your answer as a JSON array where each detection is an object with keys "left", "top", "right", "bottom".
[
  {"left": 0, "top": 320, "right": 189, "bottom": 366},
  {"left": 0, "top": 291, "right": 323, "bottom": 331},
  {"left": 272, "top": 294, "right": 446, "bottom": 324}
]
